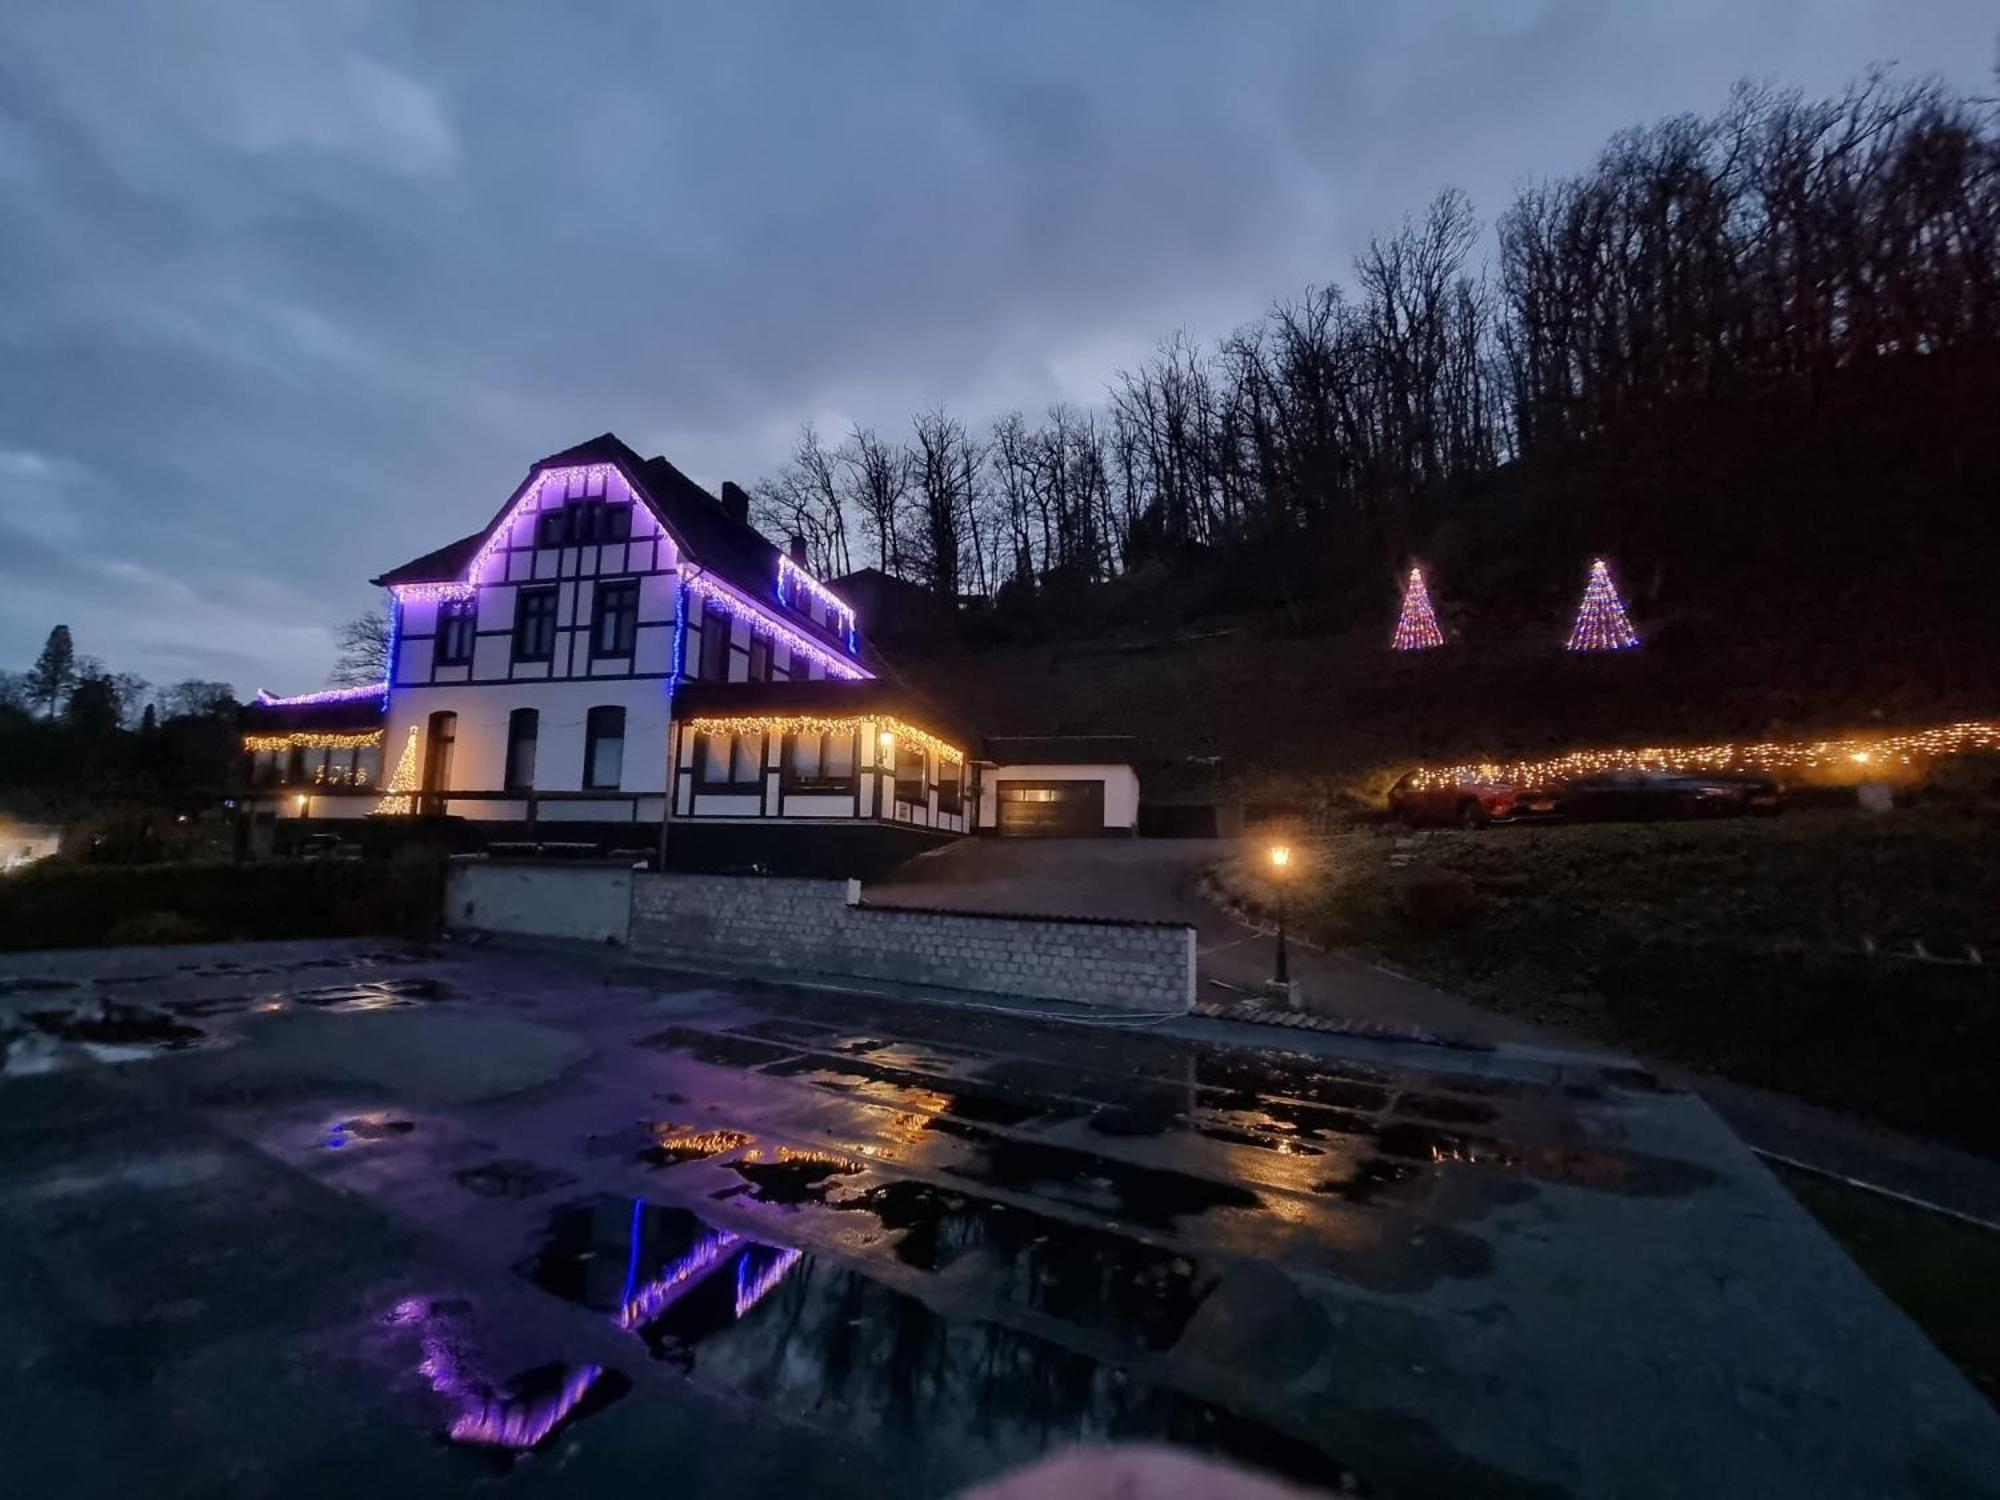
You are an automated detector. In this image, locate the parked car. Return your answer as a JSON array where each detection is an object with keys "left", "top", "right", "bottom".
[
  {"left": 1388, "top": 772, "right": 1557, "bottom": 828},
  {"left": 1556, "top": 768, "right": 1783, "bottom": 821}
]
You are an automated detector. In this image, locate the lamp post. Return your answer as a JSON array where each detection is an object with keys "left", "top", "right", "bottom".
[{"left": 1268, "top": 843, "right": 1291, "bottom": 986}]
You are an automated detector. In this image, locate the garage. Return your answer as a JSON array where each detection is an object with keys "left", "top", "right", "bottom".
[{"left": 996, "top": 779, "right": 1104, "bottom": 837}]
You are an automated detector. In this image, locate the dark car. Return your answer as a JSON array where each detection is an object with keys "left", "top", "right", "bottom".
[
  {"left": 1556, "top": 768, "right": 1783, "bottom": 821},
  {"left": 1389, "top": 772, "right": 1557, "bottom": 828}
]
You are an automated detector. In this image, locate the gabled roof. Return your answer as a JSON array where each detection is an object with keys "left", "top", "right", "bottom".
[
  {"left": 374, "top": 532, "right": 484, "bottom": 587},
  {"left": 369, "top": 433, "right": 856, "bottom": 661}
]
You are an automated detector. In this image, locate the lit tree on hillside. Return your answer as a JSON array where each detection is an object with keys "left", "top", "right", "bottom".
[
  {"left": 1391, "top": 565, "right": 1444, "bottom": 650},
  {"left": 1566, "top": 557, "right": 1640, "bottom": 651}
]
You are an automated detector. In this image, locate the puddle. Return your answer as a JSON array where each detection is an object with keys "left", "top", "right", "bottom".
[
  {"left": 390, "top": 1295, "right": 627, "bottom": 1463},
  {"left": 733, "top": 1018, "right": 842, "bottom": 1045},
  {"left": 1314, "top": 1158, "right": 1428, "bottom": 1205},
  {"left": 27, "top": 1002, "right": 204, "bottom": 1050},
  {"left": 0, "top": 976, "right": 79, "bottom": 995},
  {"left": 1193, "top": 1052, "right": 1392, "bottom": 1113},
  {"left": 638, "top": 1026, "right": 802, "bottom": 1070},
  {"left": 1339, "top": 1127, "right": 1716, "bottom": 1200},
  {"left": 446, "top": 1361, "right": 630, "bottom": 1459},
  {"left": 926, "top": 1118, "right": 1261, "bottom": 1229},
  {"left": 1395, "top": 1093, "right": 1501, "bottom": 1127},
  {"left": 727, "top": 1148, "right": 865, "bottom": 1205},
  {"left": 522, "top": 1195, "right": 1362, "bottom": 1493},
  {"left": 164, "top": 995, "right": 260, "bottom": 1018},
  {"left": 761, "top": 1053, "right": 1045, "bottom": 1127},
  {"left": 455, "top": 1160, "right": 579, "bottom": 1199},
  {"left": 830, "top": 1178, "right": 1214, "bottom": 1350},
  {"left": 976, "top": 1056, "right": 1193, "bottom": 1115},
  {"left": 641, "top": 1123, "right": 756, "bottom": 1167},
  {"left": 322, "top": 1115, "right": 415, "bottom": 1148},
  {"left": 286, "top": 978, "right": 447, "bottom": 1012}
]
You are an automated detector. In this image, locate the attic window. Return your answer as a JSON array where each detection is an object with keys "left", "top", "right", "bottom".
[{"left": 537, "top": 499, "right": 632, "bottom": 548}]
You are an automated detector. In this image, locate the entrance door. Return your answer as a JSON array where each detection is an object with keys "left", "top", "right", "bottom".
[
  {"left": 420, "top": 710, "right": 456, "bottom": 815},
  {"left": 996, "top": 779, "right": 1103, "bottom": 837}
]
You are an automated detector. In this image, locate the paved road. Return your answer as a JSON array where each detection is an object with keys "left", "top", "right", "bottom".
[{"left": 2, "top": 937, "right": 1995, "bottom": 1497}]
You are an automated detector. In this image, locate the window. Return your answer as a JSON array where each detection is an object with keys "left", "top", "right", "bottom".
[
  {"left": 785, "top": 729, "right": 856, "bottom": 789},
  {"left": 504, "top": 708, "right": 538, "bottom": 791},
  {"left": 436, "top": 598, "right": 476, "bottom": 665},
  {"left": 893, "top": 743, "right": 927, "bottom": 805},
  {"left": 747, "top": 633, "right": 771, "bottom": 682},
  {"left": 583, "top": 706, "right": 625, "bottom": 789},
  {"left": 937, "top": 756, "right": 963, "bottom": 815},
  {"left": 697, "top": 614, "right": 732, "bottom": 681},
  {"left": 421, "top": 711, "right": 456, "bottom": 812},
  {"left": 592, "top": 579, "right": 639, "bottom": 658},
  {"left": 513, "top": 586, "right": 557, "bottom": 662},
  {"left": 700, "top": 732, "right": 731, "bottom": 784},
  {"left": 697, "top": 731, "right": 763, "bottom": 787},
  {"left": 537, "top": 499, "right": 633, "bottom": 547},
  {"left": 732, "top": 732, "right": 765, "bottom": 785}
]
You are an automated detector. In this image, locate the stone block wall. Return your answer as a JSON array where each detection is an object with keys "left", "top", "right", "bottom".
[{"left": 630, "top": 873, "right": 1193, "bottom": 1014}]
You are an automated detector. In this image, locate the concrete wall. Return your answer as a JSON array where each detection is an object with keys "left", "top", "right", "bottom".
[
  {"left": 630, "top": 873, "right": 1192, "bottom": 1014},
  {"left": 977, "top": 764, "right": 1141, "bottom": 832},
  {"left": 445, "top": 859, "right": 633, "bottom": 944}
]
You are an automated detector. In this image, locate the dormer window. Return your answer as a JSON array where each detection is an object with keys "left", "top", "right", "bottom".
[{"left": 536, "top": 499, "right": 632, "bottom": 548}]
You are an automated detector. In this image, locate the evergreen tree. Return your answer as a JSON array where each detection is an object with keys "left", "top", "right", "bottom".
[{"left": 26, "top": 625, "right": 76, "bottom": 718}]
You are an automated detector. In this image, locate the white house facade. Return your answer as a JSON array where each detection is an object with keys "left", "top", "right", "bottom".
[{"left": 239, "top": 432, "right": 1137, "bottom": 874}]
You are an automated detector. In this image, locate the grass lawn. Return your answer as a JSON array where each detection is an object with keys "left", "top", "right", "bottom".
[
  {"left": 1218, "top": 807, "right": 2000, "bottom": 1156},
  {"left": 1773, "top": 1164, "right": 2000, "bottom": 1411}
]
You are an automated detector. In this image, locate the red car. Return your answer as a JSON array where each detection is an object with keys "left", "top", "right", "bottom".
[{"left": 1388, "top": 772, "right": 1556, "bottom": 828}]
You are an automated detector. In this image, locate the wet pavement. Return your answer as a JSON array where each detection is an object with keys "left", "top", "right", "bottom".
[{"left": 1, "top": 936, "right": 1996, "bottom": 1497}]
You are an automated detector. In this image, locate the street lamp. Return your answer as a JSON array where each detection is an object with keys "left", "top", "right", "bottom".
[{"left": 1268, "top": 843, "right": 1291, "bottom": 986}]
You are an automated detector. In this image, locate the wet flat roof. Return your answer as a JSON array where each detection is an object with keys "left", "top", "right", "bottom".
[{"left": 1, "top": 937, "right": 1995, "bottom": 1496}]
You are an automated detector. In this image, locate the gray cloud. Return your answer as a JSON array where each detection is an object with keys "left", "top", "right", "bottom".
[{"left": 1, "top": 0, "right": 1993, "bottom": 691}]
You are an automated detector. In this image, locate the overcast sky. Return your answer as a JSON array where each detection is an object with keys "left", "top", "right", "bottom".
[{"left": 2, "top": 2, "right": 1993, "bottom": 697}]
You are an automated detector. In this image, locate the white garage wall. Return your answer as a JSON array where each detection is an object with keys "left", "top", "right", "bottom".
[{"left": 978, "top": 764, "right": 1140, "bottom": 832}]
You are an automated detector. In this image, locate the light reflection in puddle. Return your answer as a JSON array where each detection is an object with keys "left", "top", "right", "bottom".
[{"left": 387, "top": 1296, "right": 627, "bottom": 1459}]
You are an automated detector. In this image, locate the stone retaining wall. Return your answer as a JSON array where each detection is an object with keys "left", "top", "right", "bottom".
[{"left": 630, "top": 873, "right": 1192, "bottom": 1014}]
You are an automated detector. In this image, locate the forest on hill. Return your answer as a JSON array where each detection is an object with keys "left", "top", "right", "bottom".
[{"left": 745, "top": 68, "right": 2000, "bottom": 789}]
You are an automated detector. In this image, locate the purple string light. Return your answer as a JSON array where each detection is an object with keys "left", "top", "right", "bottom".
[
  {"left": 255, "top": 683, "right": 388, "bottom": 707},
  {"left": 687, "top": 572, "right": 870, "bottom": 680}
]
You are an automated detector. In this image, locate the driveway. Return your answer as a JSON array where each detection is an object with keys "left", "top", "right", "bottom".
[
  {"left": 866, "top": 838, "right": 1576, "bottom": 1050},
  {"left": 1, "top": 938, "right": 1995, "bottom": 1496}
]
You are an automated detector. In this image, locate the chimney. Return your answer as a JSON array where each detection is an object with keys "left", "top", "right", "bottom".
[
  {"left": 719, "top": 480, "right": 751, "bottom": 524},
  {"left": 788, "top": 534, "right": 809, "bottom": 567}
]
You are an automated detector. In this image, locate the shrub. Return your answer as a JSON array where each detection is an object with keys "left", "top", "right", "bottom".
[{"left": 0, "top": 860, "right": 443, "bottom": 951}]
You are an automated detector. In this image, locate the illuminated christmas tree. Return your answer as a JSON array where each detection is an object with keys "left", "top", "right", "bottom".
[
  {"left": 375, "top": 726, "right": 420, "bottom": 814},
  {"left": 1391, "top": 564, "right": 1444, "bottom": 650},
  {"left": 1566, "top": 556, "right": 1640, "bottom": 651}
]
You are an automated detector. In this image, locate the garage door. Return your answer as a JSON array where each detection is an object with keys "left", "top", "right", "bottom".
[{"left": 996, "top": 779, "right": 1103, "bottom": 837}]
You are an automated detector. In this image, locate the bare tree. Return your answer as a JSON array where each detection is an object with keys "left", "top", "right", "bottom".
[{"left": 330, "top": 602, "right": 393, "bottom": 687}]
